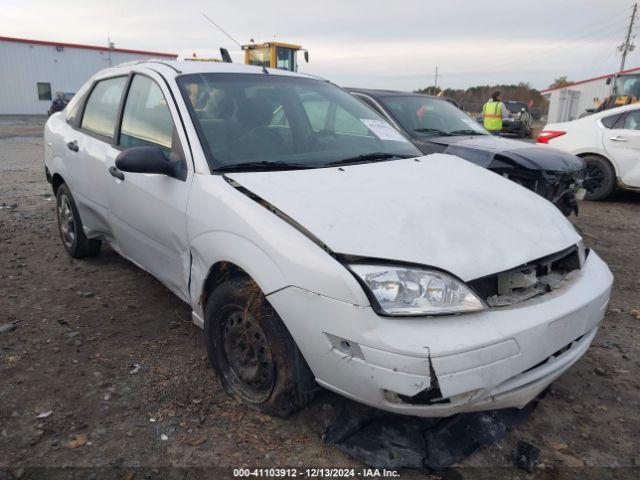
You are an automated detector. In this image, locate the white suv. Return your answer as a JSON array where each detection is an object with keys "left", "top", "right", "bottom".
[{"left": 44, "top": 61, "right": 613, "bottom": 418}]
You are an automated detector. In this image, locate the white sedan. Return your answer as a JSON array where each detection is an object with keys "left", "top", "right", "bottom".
[
  {"left": 538, "top": 103, "right": 640, "bottom": 200},
  {"left": 44, "top": 60, "right": 612, "bottom": 418}
]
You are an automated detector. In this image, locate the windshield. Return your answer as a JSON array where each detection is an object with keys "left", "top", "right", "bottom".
[
  {"left": 177, "top": 74, "right": 420, "bottom": 170},
  {"left": 378, "top": 95, "right": 489, "bottom": 137},
  {"left": 246, "top": 47, "right": 270, "bottom": 68},
  {"left": 505, "top": 102, "right": 526, "bottom": 113}
]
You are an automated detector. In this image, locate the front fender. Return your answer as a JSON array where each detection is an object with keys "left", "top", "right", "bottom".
[
  {"left": 187, "top": 174, "right": 371, "bottom": 319},
  {"left": 189, "top": 230, "right": 288, "bottom": 314}
]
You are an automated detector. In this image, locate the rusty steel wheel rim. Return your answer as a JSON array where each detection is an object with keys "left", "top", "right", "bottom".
[{"left": 221, "top": 307, "right": 275, "bottom": 403}]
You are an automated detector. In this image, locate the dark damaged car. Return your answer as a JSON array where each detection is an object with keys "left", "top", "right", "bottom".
[{"left": 348, "top": 89, "right": 586, "bottom": 216}]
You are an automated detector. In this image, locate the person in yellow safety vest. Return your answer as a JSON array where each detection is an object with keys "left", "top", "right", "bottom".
[{"left": 482, "top": 91, "right": 509, "bottom": 135}]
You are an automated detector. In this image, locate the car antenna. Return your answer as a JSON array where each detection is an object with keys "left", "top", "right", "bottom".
[{"left": 202, "top": 13, "right": 268, "bottom": 74}]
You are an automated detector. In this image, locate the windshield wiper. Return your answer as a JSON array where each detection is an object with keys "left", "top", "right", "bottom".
[
  {"left": 449, "top": 129, "right": 486, "bottom": 136},
  {"left": 324, "top": 152, "right": 410, "bottom": 167},
  {"left": 214, "top": 160, "right": 314, "bottom": 172},
  {"left": 413, "top": 128, "right": 453, "bottom": 136}
]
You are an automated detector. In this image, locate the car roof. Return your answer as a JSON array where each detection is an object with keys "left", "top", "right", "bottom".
[
  {"left": 346, "top": 87, "right": 440, "bottom": 100},
  {"left": 101, "top": 59, "right": 324, "bottom": 81},
  {"left": 592, "top": 102, "right": 640, "bottom": 119}
]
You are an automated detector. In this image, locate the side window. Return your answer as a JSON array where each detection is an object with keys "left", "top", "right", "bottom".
[
  {"left": 81, "top": 77, "right": 127, "bottom": 138},
  {"left": 301, "top": 95, "right": 330, "bottom": 130},
  {"left": 270, "top": 106, "right": 289, "bottom": 127},
  {"left": 37, "top": 82, "right": 52, "bottom": 101},
  {"left": 334, "top": 105, "right": 369, "bottom": 135},
  {"left": 622, "top": 110, "right": 640, "bottom": 130},
  {"left": 66, "top": 96, "right": 84, "bottom": 126},
  {"left": 601, "top": 113, "right": 623, "bottom": 129},
  {"left": 276, "top": 47, "right": 294, "bottom": 71},
  {"left": 119, "top": 75, "right": 178, "bottom": 157}
]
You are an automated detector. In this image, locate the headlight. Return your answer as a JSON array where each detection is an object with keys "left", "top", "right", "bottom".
[{"left": 350, "top": 264, "right": 486, "bottom": 316}]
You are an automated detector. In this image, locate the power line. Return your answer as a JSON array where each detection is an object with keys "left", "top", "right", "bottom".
[
  {"left": 447, "top": 3, "right": 634, "bottom": 77},
  {"left": 490, "top": 25, "right": 626, "bottom": 73},
  {"left": 442, "top": 22, "right": 626, "bottom": 78},
  {"left": 479, "top": 15, "right": 628, "bottom": 73}
]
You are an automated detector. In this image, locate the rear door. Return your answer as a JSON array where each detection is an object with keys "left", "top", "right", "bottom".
[
  {"left": 73, "top": 76, "right": 128, "bottom": 237},
  {"left": 107, "top": 72, "right": 193, "bottom": 301},
  {"left": 602, "top": 108, "right": 640, "bottom": 187}
]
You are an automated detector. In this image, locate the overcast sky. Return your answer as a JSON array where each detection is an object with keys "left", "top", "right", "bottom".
[{"left": 2, "top": 0, "right": 638, "bottom": 91}]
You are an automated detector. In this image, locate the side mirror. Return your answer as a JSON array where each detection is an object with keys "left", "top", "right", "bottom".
[
  {"left": 606, "top": 77, "right": 612, "bottom": 85},
  {"left": 220, "top": 48, "right": 232, "bottom": 63},
  {"left": 521, "top": 107, "right": 526, "bottom": 112},
  {"left": 303, "top": 50, "right": 309, "bottom": 63},
  {"left": 115, "top": 146, "right": 186, "bottom": 181}
]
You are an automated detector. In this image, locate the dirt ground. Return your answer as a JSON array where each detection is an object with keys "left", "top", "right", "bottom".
[{"left": 1, "top": 117, "right": 639, "bottom": 479}]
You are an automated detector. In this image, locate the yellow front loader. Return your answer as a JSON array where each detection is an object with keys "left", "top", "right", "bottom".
[
  {"left": 242, "top": 41, "right": 309, "bottom": 72},
  {"left": 594, "top": 72, "right": 640, "bottom": 113}
]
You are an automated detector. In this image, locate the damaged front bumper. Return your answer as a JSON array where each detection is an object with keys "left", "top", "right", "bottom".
[
  {"left": 267, "top": 251, "right": 612, "bottom": 417},
  {"left": 501, "top": 119, "right": 527, "bottom": 134}
]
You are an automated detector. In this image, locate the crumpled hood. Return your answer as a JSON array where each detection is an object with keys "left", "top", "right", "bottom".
[
  {"left": 227, "top": 154, "right": 580, "bottom": 281},
  {"left": 427, "top": 136, "right": 585, "bottom": 172}
]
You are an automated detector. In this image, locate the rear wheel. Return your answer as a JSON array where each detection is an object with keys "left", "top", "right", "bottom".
[
  {"left": 582, "top": 155, "right": 616, "bottom": 201},
  {"left": 204, "top": 278, "right": 314, "bottom": 417},
  {"left": 56, "top": 183, "right": 101, "bottom": 258}
]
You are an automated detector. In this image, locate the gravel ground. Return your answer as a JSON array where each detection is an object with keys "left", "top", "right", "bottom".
[{"left": 1, "top": 117, "right": 639, "bottom": 479}]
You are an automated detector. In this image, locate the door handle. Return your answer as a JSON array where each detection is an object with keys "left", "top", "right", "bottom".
[
  {"left": 66, "top": 140, "right": 79, "bottom": 152},
  {"left": 609, "top": 136, "right": 628, "bottom": 142},
  {"left": 108, "top": 166, "right": 125, "bottom": 181}
]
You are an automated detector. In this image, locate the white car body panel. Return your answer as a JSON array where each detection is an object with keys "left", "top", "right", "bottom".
[
  {"left": 105, "top": 69, "right": 195, "bottom": 301},
  {"left": 541, "top": 103, "right": 640, "bottom": 189},
  {"left": 227, "top": 155, "right": 580, "bottom": 282},
  {"left": 44, "top": 61, "right": 614, "bottom": 417},
  {"left": 186, "top": 173, "right": 370, "bottom": 315},
  {"left": 602, "top": 127, "right": 640, "bottom": 187}
]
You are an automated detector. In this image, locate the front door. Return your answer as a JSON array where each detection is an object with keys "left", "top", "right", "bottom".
[
  {"left": 107, "top": 73, "right": 193, "bottom": 301},
  {"left": 603, "top": 107, "right": 640, "bottom": 187}
]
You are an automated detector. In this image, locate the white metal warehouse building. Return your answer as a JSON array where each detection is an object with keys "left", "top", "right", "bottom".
[
  {"left": 542, "top": 66, "right": 640, "bottom": 123},
  {"left": 0, "top": 36, "right": 177, "bottom": 115}
]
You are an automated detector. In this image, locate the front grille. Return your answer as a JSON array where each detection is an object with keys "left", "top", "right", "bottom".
[{"left": 468, "top": 246, "right": 583, "bottom": 307}]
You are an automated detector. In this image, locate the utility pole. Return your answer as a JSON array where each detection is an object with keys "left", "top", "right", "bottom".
[
  {"left": 619, "top": 3, "right": 637, "bottom": 72},
  {"left": 107, "top": 34, "right": 114, "bottom": 67},
  {"left": 434, "top": 66, "right": 438, "bottom": 94}
]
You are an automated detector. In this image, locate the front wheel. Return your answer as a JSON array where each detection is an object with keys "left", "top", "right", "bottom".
[
  {"left": 56, "top": 183, "right": 101, "bottom": 258},
  {"left": 204, "top": 278, "right": 314, "bottom": 417},
  {"left": 582, "top": 155, "right": 616, "bottom": 201}
]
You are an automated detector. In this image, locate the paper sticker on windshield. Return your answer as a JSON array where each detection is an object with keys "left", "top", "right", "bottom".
[
  {"left": 461, "top": 118, "right": 486, "bottom": 132},
  {"left": 360, "top": 119, "right": 409, "bottom": 142}
]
